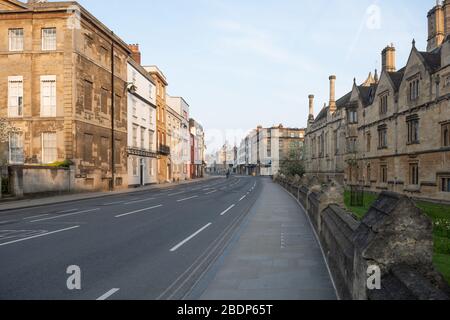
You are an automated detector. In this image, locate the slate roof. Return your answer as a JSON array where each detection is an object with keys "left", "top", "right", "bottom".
[
  {"left": 418, "top": 49, "right": 441, "bottom": 73},
  {"left": 358, "top": 84, "right": 377, "bottom": 107},
  {"left": 314, "top": 91, "right": 352, "bottom": 122},
  {"left": 387, "top": 68, "right": 405, "bottom": 92}
]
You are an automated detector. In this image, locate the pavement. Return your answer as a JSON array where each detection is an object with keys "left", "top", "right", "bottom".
[
  {"left": 0, "top": 175, "right": 336, "bottom": 300},
  {"left": 0, "top": 176, "right": 219, "bottom": 212},
  {"left": 195, "top": 178, "right": 337, "bottom": 300}
]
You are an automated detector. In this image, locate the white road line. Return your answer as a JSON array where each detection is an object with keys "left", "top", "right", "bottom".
[
  {"left": 220, "top": 204, "right": 235, "bottom": 216},
  {"left": 205, "top": 190, "right": 217, "bottom": 195},
  {"left": 0, "top": 226, "right": 80, "bottom": 247},
  {"left": 23, "top": 214, "right": 50, "bottom": 220},
  {"left": 115, "top": 205, "right": 163, "bottom": 218},
  {"left": 103, "top": 201, "right": 124, "bottom": 206},
  {"left": 30, "top": 208, "right": 100, "bottom": 223},
  {"left": 124, "top": 198, "right": 155, "bottom": 205},
  {"left": 177, "top": 196, "right": 198, "bottom": 202},
  {"left": 168, "top": 191, "right": 185, "bottom": 196},
  {"left": 170, "top": 223, "right": 212, "bottom": 252},
  {"left": 96, "top": 288, "right": 120, "bottom": 301},
  {"left": 239, "top": 195, "right": 247, "bottom": 202}
]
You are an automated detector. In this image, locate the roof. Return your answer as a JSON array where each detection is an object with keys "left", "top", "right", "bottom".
[
  {"left": 358, "top": 84, "right": 378, "bottom": 107},
  {"left": 336, "top": 91, "right": 352, "bottom": 109},
  {"left": 314, "top": 90, "right": 351, "bottom": 122},
  {"left": 418, "top": 49, "right": 441, "bottom": 73},
  {"left": 387, "top": 68, "right": 405, "bottom": 92}
]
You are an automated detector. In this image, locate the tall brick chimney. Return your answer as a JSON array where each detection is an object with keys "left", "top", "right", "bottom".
[
  {"left": 427, "top": 2, "right": 445, "bottom": 52},
  {"left": 329, "top": 75, "right": 336, "bottom": 114},
  {"left": 128, "top": 44, "right": 141, "bottom": 65},
  {"left": 308, "top": 94, "right": 315, "bottom": 122},
  {"left": 381, "top": 44, "right": 396, "bottom": 73}
]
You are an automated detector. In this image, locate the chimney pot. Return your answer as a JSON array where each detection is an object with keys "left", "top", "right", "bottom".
[
  {"left": 308, "top": 95, "right": 315, "bottom": 121},
  {"left": 329, "top": 75, "right": 336, "bottom": 114},
  {"left": 128, "top": 44, "right": 142, "bottom": 65},
  {"left": 381, "top": 45, "right": 396, "bottom": 72}
]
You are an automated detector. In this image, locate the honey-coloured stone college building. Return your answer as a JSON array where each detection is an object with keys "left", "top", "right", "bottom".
[{"left": 304, "top": 1, "right": 450, "bottom": 202}]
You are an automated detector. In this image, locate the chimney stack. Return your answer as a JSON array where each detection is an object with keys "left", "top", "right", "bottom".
[
  {"left": 308, "top": 95, "right": 315, "bottom": 122},
  {"left": 381, "top": 44, "right": 396, "bottom": 72},
  {"left": 128, "top": 44, "right": 142, "bottom": 65},
  {"left": 329, "top": 75, "right": 336, "bottom": 114},
  {"left": 444, "top": 0, "right": 450, "bottom": 38},
  {"left": 427, "top": 3, "right": 445, "bottom": 52}
]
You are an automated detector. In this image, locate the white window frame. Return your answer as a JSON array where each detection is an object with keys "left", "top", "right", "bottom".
[
  {"left": 9, "top": 132, "right": 24, "bottom": 164},
  {"left": 42, "top": 132, "right": 57, "bottom": 164},
  {"left": 8, "top": 76, "right": 24, "bottom": 118},
  {"left": 42, "top": 28, "right": 57, "bottom": 51},
  {"left": 132, "top": 125, "right": 138, "bottom": 148},
  {"left": 40, "top": 75, "right": 57, "bottom": 117},
  {"left": 9, "top": 28, "right": 24, "bottom": 52}
]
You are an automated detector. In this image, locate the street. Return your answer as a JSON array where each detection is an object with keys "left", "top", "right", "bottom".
[{"left": 0, "top": 176, "right": 335, "bottom": 300}]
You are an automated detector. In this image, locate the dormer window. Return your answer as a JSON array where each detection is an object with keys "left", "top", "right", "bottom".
[{"left": 409, "top": 78, "right": 420, "bottom": 101}]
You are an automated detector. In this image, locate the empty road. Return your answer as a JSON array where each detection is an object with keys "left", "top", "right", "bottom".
[{"left": 0, "top": 176, "right": 335, "bottom": 300}]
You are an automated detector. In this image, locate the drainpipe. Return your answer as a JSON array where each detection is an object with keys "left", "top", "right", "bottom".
[{"left": 110, "top": 33, "right": 115, "bottom": 191}]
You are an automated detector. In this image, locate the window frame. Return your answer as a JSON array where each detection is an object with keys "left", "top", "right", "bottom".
[
  {"left": 9, "top": 28, "right": 24, "bottom": 52},
  {"left": 9, "top": 132, "right": 24, "bottom": 164},
  {"left": 8, "top": 76, "right": 24, "bottom": 118},
  {"left": 406, "top": 115, "right": 420, "bottom": 145},
  {"left": 380, "top": 165, "right": 388, "bottom": 184},
  {"left": 409, "top": 163, "right": 419, "bottom": 186},
  {"left": 42, "top": 132, "right": 57, "bottom": 164},
  {"left": 40, "top": 75, "right": 57, "bottom": 117},
  {"left": 41, "top": 27, "right": 57, "bottom": 51}
]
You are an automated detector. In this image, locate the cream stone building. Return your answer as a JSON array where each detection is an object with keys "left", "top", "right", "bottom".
[
  {"left": 189, "top": 118, "right": 205, "bottom": 178},
  {"left": 126, "top": 48, "right": 157, "bottom": 187},
  {"left": 238, "top": 125, "right": 305, "bottom": 176},
  {"left": 166, "top": 95, "right": 190, "bottom": 181},
  {"left": 305, "top": 1, "right": 450, "bottom": 201},
  {"left": 0, "top": 0, "right": 130, "bottom": 191}
]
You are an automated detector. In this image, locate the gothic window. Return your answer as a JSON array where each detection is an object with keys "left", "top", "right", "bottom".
[
  {"left": 380, "top": 165, "right": 388, "bottom": 183},
  {"left": 407, "top": 115, "right": 420, "bottom": 145},
  {"left": 409, "top": 79, "right": 420, "bottom": 101},
  {"left": 409, "top": 163, "right": 419, "bottom": 186},
  {"left": 442, "top": 123, "right": 450, "bottom": 147},
  {"left": 378, "top": 125, "right": 388, "bottom": 149}
]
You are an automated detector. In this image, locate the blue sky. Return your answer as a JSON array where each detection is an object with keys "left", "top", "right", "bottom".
[{"left": 74, "top": 0, "right": 433, "bottom": 151}]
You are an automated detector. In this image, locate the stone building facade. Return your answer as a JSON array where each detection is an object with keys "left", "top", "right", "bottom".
[
  {"left": 145, "top": 66, "right": 171, "bottom": 183},
  {"left": 0, "top": 0, "right": 130, "bottom": 191},
  {"left": 126, "top": 50, "right": 157, "bottom": 187},
  {"left": 166, "top": 95, "right": 191, "bottom": 181},
  {"left": 237, "top": 125, "right": 305, "bottom": 176},
  {"left": 189, "top": 118, "right": 205, "bottom": 179},
  {"left": 305, "top": 1, "right": 450, "bottom": 201}
]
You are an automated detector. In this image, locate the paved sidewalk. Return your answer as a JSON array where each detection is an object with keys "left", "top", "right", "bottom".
[
  {"left": 200, "top": 178, "right": 337, "bottom": 300},
  {"left": 0, "top": 175, "right": 220, "bottom": 212}
]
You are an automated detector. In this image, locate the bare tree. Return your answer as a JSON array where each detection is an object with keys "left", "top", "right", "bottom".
[{"left": 0, "top": 118, "right": 19, "bottom": 199}]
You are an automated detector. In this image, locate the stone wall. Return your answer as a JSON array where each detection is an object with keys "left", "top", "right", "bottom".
[
  {"left": 9, "top": 165, "right": 74, "bottom": 197},
  {"left": 275, "top": 176, "right": 450, "bottom": 300}
]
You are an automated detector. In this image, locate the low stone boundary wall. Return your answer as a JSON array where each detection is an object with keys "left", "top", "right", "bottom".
[
  {"left": 275, "top": 176, "right": 450, "bottom": 300},
  {"left": 8, "top": 165, "right": 75, "bottom": 197}
]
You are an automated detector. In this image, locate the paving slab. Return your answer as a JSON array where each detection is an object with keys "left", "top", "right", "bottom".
[{"left": 199, "top": 178, "right": 337, "bottom": 300}]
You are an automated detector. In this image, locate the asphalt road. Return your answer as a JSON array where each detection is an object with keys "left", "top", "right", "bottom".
[{"left": 0, "top": 176, "right": 260, "bottom": 300}]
